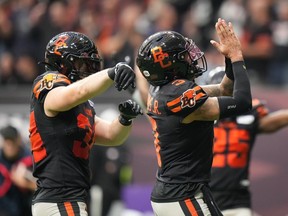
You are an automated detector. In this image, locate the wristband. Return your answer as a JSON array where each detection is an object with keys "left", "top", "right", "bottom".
[
  {"left": 118, "top": 115, "right": 132, "bottom": 126},
  {"left": 107, "top": 67, "right": 116, "bottom": 80},
  {"left": 225, "top": 57, "right": 234, "bottom": 80}
]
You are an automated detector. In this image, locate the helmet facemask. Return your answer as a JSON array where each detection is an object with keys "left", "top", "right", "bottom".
[
  {"left": 136, "top": 31, "right": 207, "bottom": 86},
  {"left": 182, "top": 39, "right": 207, "bottom": 79},
  {"left": 44, "top": 31, "right": 103, "bottom": 82},
  {"left": 65, "top": 52, "right": 102, "bottom": 82}
]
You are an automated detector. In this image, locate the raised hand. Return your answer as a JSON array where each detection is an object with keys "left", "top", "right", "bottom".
[
  {"left": 108, "top": 62, "right": 136, "bottom": 91},
  {"left": 118, "top": 100, "right": 143, "bottom": 126},
  {"left": 210, "top": 18, "right": 243, "bottom": 62}
]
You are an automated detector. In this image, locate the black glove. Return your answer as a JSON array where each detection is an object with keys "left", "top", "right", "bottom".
[
  {"left": 108, "top": 62, "right": 136, "bottom": 91},
  {"left": 118, "top": 100, "right": 143, "bottom": 126}
]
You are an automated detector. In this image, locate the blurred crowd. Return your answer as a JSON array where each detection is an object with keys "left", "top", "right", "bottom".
[{"left": 0, "top": 0, "right": 288, "bottom": 87}]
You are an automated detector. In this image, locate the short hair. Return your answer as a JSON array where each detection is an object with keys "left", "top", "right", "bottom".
[{"left": 0, "top": 125, "right": 19, "bottom": 141}]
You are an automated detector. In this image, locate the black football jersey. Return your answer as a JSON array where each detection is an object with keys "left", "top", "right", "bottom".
[
  {"left": 29, "top": 71, "right": 96, "bottom": 202},
  {"left": 147, "top": 79, "right": 214, "bottom": 201},
  {"left": 210, "top": 99, "right": 269, "bottom": 210}
]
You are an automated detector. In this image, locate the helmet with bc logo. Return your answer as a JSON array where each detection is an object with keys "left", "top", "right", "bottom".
[
  {"left": 44, "top": 31, "right": 103, "bottom": 82},
  {"left": 136, "top": 31, "right": 207, "bottom": 86}
]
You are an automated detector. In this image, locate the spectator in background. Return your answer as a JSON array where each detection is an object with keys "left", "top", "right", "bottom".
[
  {"left": 15, "top": 54, "right": 39, "bottom": 84},
  {"left": 96, "top": 2, "right": 143, "bottom": 68},
  {"left": 0, "top": 51, "right": 17, "bottom": 85},
  {"left": 0, "top": 1, "right": 14, "bottom": 54},
  {"left": 216, "top": 0, "right": 247, "bottom": 36},
  {"left": 240, "top": 0, "right": 274, "bottom": 84},
  {"left": 268, "top": 0, "right": 288, "bottom": 87},
  {"left": 0, "top": 125, "right": 36, "bottom": 216},
  {"left": 205, "top": 67, "right": 288, "bottom": 216}
]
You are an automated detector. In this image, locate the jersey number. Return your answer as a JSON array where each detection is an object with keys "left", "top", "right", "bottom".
[
  {"left": 72, "top": 113, "right": 95, "bottom": 160},
  {"left": 212, "top": 128, "right": 250, "bottom": 168},
  {"left": 149, "top": 117, "right": 162, "bottom": 167}
]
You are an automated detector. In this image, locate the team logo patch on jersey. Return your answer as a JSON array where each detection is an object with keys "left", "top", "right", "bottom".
[
  {"left": 39, "top": 73, "right": 59, "bottom": 91},
  {"left": 181, "top": 89, "right": 196, "bottom": 108},
  {"left": 151, "top": 46, "right": 172, "bottom": 68}
]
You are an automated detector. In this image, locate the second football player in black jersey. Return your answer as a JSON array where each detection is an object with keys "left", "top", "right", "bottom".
[
  {"left": 135, "top": 18, "right": 252, "bottom": 216},
  {"left": 206, "top": 67, "right": 288, "bottom": 216},
  {"left": 29, "top": 31, "right": 143, "bottom": 216}
]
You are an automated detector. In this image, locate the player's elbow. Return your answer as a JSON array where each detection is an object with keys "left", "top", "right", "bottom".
[{"left": 242, "top": 97, "right": 252, "bottom": 112}]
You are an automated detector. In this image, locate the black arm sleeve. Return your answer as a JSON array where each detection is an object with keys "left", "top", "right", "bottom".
[
  {"left": 217, "top": 61, "right": 252, "bottom": 119},
  {"left": 225, "top": 57, "right": 234, "bottom": 80}
]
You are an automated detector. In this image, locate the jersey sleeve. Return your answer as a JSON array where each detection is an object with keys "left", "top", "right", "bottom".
[
  {"left": 32, "top": 72, "right": 71, "bottom": 103},
  {"left": 165, "top": 79, "right": 208, "bottom": 116},
  {"left": 252, "top": 98, "right": 269, "bottom": 118}
]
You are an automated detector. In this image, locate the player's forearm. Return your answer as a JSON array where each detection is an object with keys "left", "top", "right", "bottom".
[
  {"left": 218, "top": 61, "right": 252, "bottom": 119},
  {"left": 97, "top": 119, "right": 132, "bottom": 146},
  {"left": 202, "top": 77, "right": 232, "bottom": 97},
  {"left": 219, "top": 75, "right": 233, "bottom": 96},
  {"left": 259, "top": 110, "right": 288, "bottom": 133},
  {"left": 71, "top": 69, "right": 113, "bottom": 103}
]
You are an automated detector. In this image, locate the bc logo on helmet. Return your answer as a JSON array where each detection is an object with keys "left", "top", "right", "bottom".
[{"left": 151, "top": 46, "right": 172, "bottom": 68}]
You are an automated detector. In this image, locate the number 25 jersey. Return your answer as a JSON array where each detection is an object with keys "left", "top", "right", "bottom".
[{"left": 210, "top": 99, "right": 269, "bottom": 209}]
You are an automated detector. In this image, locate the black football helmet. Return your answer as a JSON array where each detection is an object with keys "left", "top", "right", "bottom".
[
  {"left": 136, "top": 31, "right": 207, "bottom": 86},
  {"left": 205, "top": 66, "right": 225, "bottom": 85},
  {"left": 44, "top": 31, "right": 102, "bottom": 82}
]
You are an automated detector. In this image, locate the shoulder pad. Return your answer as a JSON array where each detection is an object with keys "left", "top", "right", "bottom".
[
  {"left": 164, "top": 80, "right": 208, "bottom": 114},
  {"left": 32, "top": 72, "right": 71, "bottom": 101}
]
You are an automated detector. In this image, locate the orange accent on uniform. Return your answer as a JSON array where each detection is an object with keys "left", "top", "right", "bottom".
[
  {"left": 167, "top": 96, "right": 181, "bottom": 107},
  {"left": 212, "top": 127, "right": 227, "bottom": 168},
  {"left": 151, "top": 46, "right": 172, "bottom": 68},
  {"left": 64, "top": 202, "right": 75, "bottom": 216},
  {"left": 212, "top": 127, "right": 250, "bottom": 168},
  {"left": 84, "top": 108, "right": 93, "bottom": 117},
  {"left": 54, "top": 78, "right": 71, "bottom": 85},
  {"left": 149, "top": 117, "right": 162, "bottom": 167},
  {"left": 167, "top": 86, "right": 204, "bottom": 113},
  {"left": 33, "top": 80, "right": 42, "bottom": 99},
  {"left": 29, "top": 111, "right": 47, "bottom": 163},
  {"left": 193, "top": 86, "right": 201, "bottom": 91},
  {"left": 54, "top": 36, "right": 68, "bottom": 55},
  {"left": 172, "top": 79, "right": 186, "bottom": 86},
  {"left": 184, "top": 199, "right": 199, "bottom": 216},
  {"left": 33, "top": 76, "right": 71, "bottom": 99},
  {"left": 195, "top": 92, "right": 205, "bottom": 100},
  {"left": 170, "top": 106, "right": 182, "bottom": 113}
]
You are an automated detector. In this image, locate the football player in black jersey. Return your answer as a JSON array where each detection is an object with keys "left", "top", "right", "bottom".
[
  {"left": 206, "top": 67, "right": 288, "bottom": 216},
  {"left": 135, "top": 18, "right": 252, "bottom": 216},
  {"left": 29, "top": 31, "right": 143, "bottom": 216}
]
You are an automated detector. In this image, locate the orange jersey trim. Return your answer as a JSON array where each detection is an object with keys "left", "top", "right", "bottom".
[
  {"left": 64, "top": 202, "right": 75, "bottom": 216},
  {"left": 184, "top": 198, "right": 199, "bottom": 216},
  {"left": 29, "top": 111, "right": 47, "bottom": 163},
  {"left": 167, "top": 86, "right": 204, "bottom": 113}
]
